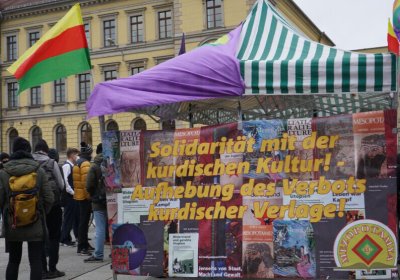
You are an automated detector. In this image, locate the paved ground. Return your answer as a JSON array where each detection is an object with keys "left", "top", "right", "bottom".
[
  {"left": 1, "top": 225, "right": 398, "bottom": 279},
  {"left": 0, "top": 226, "right": 148, "bottom": 280}
]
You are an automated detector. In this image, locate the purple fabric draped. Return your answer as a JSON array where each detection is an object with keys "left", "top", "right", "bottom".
[{"left": 86, "top": 26, "right": 245, "bottom": 118}]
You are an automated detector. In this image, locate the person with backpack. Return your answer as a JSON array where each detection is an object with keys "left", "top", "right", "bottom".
[
  {"left": 84, "top": 143, "right": 107, "bottom": 263},
  {"left": 32, "top": 140, "right": 65, "bottom": 279},
  {"left": 60, "top": 148, "right": 80, "bottom": 247},
  {"left": 0, "top": 137, "right": 54, "bottom": 280},
  {"left": 73, "top": 142, "right": 94, "bottom": 255}
]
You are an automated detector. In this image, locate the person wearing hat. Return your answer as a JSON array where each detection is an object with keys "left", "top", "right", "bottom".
[
  {"left": 73, "top": 142, "right": 94, "bottom": 255},
  {"left": 0, "top": 152, "right": 10, "bottom": 169},
  {"left": 0, "top": 137, "right": 54, "bottom": 279}
]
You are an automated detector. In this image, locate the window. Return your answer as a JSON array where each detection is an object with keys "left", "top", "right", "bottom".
[
  {"left": 104, "top": 70, "right": 117, "bottom": 81},
  {"left": 31, "top": 126, "right": 42, "bottom": 151},
  {"left": 80, "top": 123, "right": 92, "bottom": 145},
  {"left": 130, "top": 15, "right": 144, "bottom": 43},
  {"left": 162, "top": 120, "right": 175, "bottom": 130},
  {"left": 84, "top": 23, "right": 90, "bottom": 47},
  {"left": 103, "top": 19, "right": 116, "bottom": 47},
  {"left": 8, "top": 129, "right": 18, "bottom": 154},
  {"left": 28, "top": 31, "right": 40, "bottom": 47},
  {"left": 6, "top": 35, "right": 17, "bottom": 61},
  {"left": 133, "top": 118, "right": 147, "bottom": 130},
  {"left": 158, "top": 10, "right": 172, "bottom": 39},
  {"left": 131, "top": 66, "right": 144, "bottom": 75},
  {"left": 30, "top": 86, "right": 41, "bottom": 106},
  {"left": 7, "top": 82, "right": 18, "bottom": 108},
  {"left": 155, "top": 56, "right": 172, "bottom": 65},
  {"left": 55, "top": 125, "right": 67, "bottom": 152},
  {"left": 106, "top": 120, "right": 119, "bottom": 131},
  {"left": 78, "top": 73, "right": 91, "bottom": 101},
  {"left": 54, "top": 78, "right": 65, "bottom": 103},
  {"left": 206, "top": 0, "right": 223, "bottom": 29}
]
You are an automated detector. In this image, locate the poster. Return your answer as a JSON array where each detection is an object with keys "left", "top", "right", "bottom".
[{"left": 103, "top": 109, "right": 398, "bottom": 279}]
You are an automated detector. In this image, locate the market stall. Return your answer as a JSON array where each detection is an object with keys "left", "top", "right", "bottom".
[{"left": 86, "top": 0, "right": 399, "bottom": 279}]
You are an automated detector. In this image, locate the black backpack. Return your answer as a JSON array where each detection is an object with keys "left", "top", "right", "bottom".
[
  {"left": 39, "top": 159, "right": 61, "bottom": 206},
  {"left": 91, "top": 164, "right": 106, "bottom": 204}
]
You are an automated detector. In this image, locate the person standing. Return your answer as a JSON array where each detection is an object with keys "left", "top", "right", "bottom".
[
  {"left": 60, "top": 148, "right": 80, "bottom": 247},
  {"left": 0, "top": 152, "right": 10, "bottom": 239},
  {"left": 32, "top": 140, "right": 66, "bottom": 279},
  {"left": 74, "top": 142, "right": 93, "bottom": 255},
  {"left": 84, "top": 144, "right": 107, "bottom": 263},
  {"left": 0, "top": 137, "right": 54, "bottom": 280},
  {"left": 0, "top": 152, "right": 10, "bottom": 169}
]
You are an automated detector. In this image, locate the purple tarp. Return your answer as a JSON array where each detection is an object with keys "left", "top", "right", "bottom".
[{"left": 86, "top": 27, "right": 245, "bottom": 118}]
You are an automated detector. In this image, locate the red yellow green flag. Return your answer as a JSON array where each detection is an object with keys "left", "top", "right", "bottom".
[
  {"left": 388, "top": 19, "right": 399, "bottom": 55},
  {"left": 7, "top": 4, "right": 91, "bottom": 93}
]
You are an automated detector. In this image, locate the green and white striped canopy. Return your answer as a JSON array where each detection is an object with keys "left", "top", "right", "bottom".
[{"left": 237, "top": 0, "right": 397, "bottom": 95}]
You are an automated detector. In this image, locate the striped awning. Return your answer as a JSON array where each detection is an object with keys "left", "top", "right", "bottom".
[{"left": 237, "top": 0, "right": 397, "bottom": 95}]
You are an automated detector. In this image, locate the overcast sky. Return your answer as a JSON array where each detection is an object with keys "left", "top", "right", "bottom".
[{"left": 293, "top": 0, "right": 392, "bottom": 50}]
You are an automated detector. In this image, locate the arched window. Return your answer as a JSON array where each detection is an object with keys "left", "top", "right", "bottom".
[
  {"left": 80, "top": 122, "right": 92, "bottom": 145},
  {"left": 55, "top": 125, "right": 67, "bottom": 152},
  {"left": 162, "top": 120, "right": 175, "bottom": 130},
  {"left": 8, "top": 128, "right": 18, "bottom": 154},
  {"left": 106, "top": 120, "right": 119, "bottom": 131},
  {"left": 31, "top": 126, "right": 42, "bottom": 151},
  {"left": 133, "top": 118, "right": 147, "bottom": 130}
]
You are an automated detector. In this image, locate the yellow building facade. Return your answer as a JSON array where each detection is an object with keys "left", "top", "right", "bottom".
[{"left": 0, "top": 0, "right": 333, "bottom": 156}]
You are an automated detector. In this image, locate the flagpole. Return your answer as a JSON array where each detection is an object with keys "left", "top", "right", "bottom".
[{"left": 90, "top": 67, "right": 106, "bottom": 140}]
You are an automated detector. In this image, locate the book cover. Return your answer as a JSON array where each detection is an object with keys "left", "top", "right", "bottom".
[
  {"left": 273, "top": 220, "right": 316, "bottom": 278},
  {"left": 102, "top": 130, "right": 121, "bottom": 191},
  {"left": 197, "top": 195, "right": 243, "bottom": 278},
  {"left": 142, "top": 130, "right": 175, "bottom": 187},
  {"left": 353, "top": 111, "right": 387, "bottom": 179},
  {"left": 120, "top": 131, "right": 141, "bottom": 188},
  {"left": 168, "top": 233, "right": 199, "bottom": 277},
  {"left": 242, "top": 120, "right": 287, "bottom": 180},
  {"left": 383, "top": 109, "right": 397, "bottom": 177},
  {"left": 287, "top": 118, "right": 314, "bottom": 181},
  {"left": 173, "top": 128, "right": 201, "bottom": 186},
  {"left": 139, "top": 219, "right": 165, "bottom": 277},
  {"left": 314, "top": 114, "right": 355, "bottom": 179},
  {"left": 243, "top": 183, "right": 283, "bottom": 226},
  {"left": 242, "top": 225, "right": 274, "bottom": 278}
]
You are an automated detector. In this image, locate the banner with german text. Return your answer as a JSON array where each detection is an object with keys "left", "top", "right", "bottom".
[{"left": 104, "top": 110, "right": 398, "bottom": 279}]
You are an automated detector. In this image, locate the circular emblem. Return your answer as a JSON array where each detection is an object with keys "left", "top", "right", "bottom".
[{"left": 333, "top": 219, "right": 397, "bottom": 270}]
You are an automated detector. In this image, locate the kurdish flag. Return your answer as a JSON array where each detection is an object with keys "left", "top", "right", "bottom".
[
  {"left": 7, "top": 4, "right": 91, "bottom": 93},
  {"left": 388, "top": 19, "right": 399, "bottom": 55}
]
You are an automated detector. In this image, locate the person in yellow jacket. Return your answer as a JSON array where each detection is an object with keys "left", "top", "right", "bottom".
[{"left": 73, "top": 142, "right": 94, "bottom": 255}]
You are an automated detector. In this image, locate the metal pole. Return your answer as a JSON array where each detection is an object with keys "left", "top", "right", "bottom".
[
  {"left": 237, "top": 99, "right": 243, "bottom": 130},
  {"left": 99, "top": 115, "right": 105, "bottom": 140},
  {"left": 189, "top": 103, "right": 193, "bottom": 128}
]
